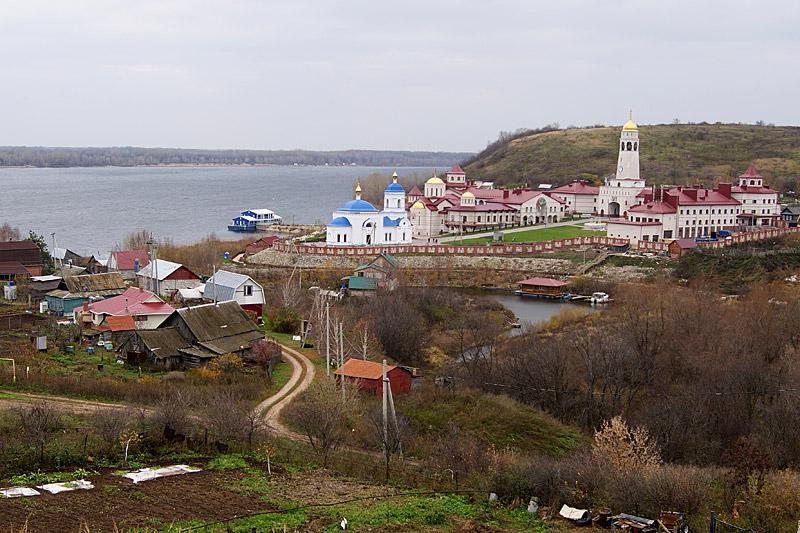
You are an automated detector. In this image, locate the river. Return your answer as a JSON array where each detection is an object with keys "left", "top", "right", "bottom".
[
  {"left": 479, "top": 289, "right": 598, "bottom": 331},
  {"left": 0, "top": 165, "right": 429, "bottom": 255}
]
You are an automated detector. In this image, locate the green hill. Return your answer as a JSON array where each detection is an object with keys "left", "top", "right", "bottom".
[{"left": 464, "top": 123, "right": 800, "bottom": 191}]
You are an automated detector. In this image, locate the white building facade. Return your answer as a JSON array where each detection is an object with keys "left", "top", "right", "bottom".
[{"left": 326, "top": 175, "right": 413, "bottom": 246}]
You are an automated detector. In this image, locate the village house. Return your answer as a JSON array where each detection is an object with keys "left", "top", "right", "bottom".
[
  {"left": 117, "top": 327, "right": 189, "bottom": 369},
  {"left": 334, "top": 358, "right": 414, "bottom": 395},
  {"left": 85, "top": 286, "right": 175, "bottom": 330},
  {"left": 44, "top": 272, "right": 126, "bottom": 316},
  {"left": 136, "top": 259, "right": 201, "bottom": 299},
  {"left": 158, "top": 301, "right": 263, "bottom": 367},
  {"left": 108, "top": 250, "right": 150, "bottom": 280},
  {"left": 341, "top": 253, "right": 399, "bottom": 295},
  {"left": 85, "top": 314, "right": 137, "bottom": 347},
  {"left": 780, "top": 205, "right": 800, "bottom": 227},
  {"left": 202, "top": 270, "right": 265, "bottom": 315},
  {"left": 245, "top": 236, "right": 280, "bottom": 255},
  {"left": 28, "top": 275, "right": 63, "bottom": 304},
  {"left": 0, "top": 240, "right": 44, "bottom": 280}
]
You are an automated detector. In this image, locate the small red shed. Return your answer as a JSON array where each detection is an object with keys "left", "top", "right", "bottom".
[{"left": 334, "top": 358, "right": 413, "bottom": 395}]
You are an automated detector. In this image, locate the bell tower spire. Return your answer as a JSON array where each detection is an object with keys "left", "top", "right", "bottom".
[{"left": 616, "top": 112, "right": 640, "bottom": 180}]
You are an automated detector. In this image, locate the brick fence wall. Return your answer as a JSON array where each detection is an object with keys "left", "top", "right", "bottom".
[
  {"left": 273, "top": 236, "right": 629, "bottom": 257},
  {"left": 636, "top": 227, "right": 800, "bottom": 253}
]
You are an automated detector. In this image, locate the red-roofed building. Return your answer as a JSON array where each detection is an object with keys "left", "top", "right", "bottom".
[
  {"left": 334, "top": 358, "right": 413, "bottom": 395},
  {"left": 445, "top": 163, "right": 467, "bottom": 187},
  {"left": 108, "top": 250, "right": 150, "bottom": 280},
  {"left": 87, "top": 286, "right": 175, "bottom": 329},
  {"left": 516, "top": 277, "right": 569, "bottom": 298},
  {"left": 245, "top": 236, "right": 280, "bottom": 255},
  {"left": 730, "top": 164, "right": 781, "bottom": 228},
  {"left": 0, "top": 240, "right": 44, "bottom": 279},
  {"left": 550, "top": 180, "right": 600, "bottom": 214}
]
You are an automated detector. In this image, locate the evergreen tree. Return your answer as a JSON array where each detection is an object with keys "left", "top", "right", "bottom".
[{"left": 27, "top": 231, "right": 54, "bottom": 274}]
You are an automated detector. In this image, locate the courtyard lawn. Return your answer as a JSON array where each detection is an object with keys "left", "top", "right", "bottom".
[{"left": 449, "top": 223, "right": 606, "bottom": 245}]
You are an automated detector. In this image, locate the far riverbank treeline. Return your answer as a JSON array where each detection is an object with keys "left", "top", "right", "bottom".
[{"left": 0, "top": 146, "right": 474, "bottom": 168}]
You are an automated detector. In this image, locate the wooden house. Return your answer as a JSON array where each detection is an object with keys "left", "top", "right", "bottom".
[
  {"left": 342, "top": 253, "right": 399, "bottom": 295},
  {"left": 108, "top": 250, "right": 150, "bottom": 280},
  {"left": 45, "top": 272, "right": 126, "bottom": 316},
  {"left": 136, "top": 259, "right": 201, "bottom": 299},
  {"left": 0, "top": 240, "right": 44, "bottom": 280},
  {"left": 117, "top": 327, "right": 189, "bottom": 369},
  {"left": 334, "top": 358, "right": 413, "bottom": 395},
  {"left": 159, "top": 301, "right": 263, "bottom": 367},
  {"left": 516, "top": 277, "right": 569, "bottom": 298}
]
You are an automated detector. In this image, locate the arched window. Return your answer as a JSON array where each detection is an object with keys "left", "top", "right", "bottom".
[
  {"left": 633, "top": 142, "right": 638, "bottom": 151},
  {"left": 337, "top": 234, "right": 341, "bottom": 243},
  {"left": 621, "top": 142, "right": 625, "bottom": 151},
  {"left": 627, "top": 141, "right": 632, "bottom": 150},
  {"left": 397, "top": 199, "right": 401, "bottom": 208}
]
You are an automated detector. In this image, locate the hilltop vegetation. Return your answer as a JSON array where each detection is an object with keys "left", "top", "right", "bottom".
[
  {"left": 465, "top": 123, "right": 800, "bottom": 190},
  {"left": 0, "top": 146, "right": 473, "bottom": 168}
]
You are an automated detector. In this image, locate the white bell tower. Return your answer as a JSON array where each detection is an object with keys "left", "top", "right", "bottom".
[{"left": 616, "top": 111, "right": 640, "bottom": 180}]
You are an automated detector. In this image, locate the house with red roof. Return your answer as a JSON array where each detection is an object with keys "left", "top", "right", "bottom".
[
  {"left": 108, "top": 250, "right": 150, "bottom": 280},
  {"left": 334, "top": 358, "right": 414, "bottom": 395},
  {"left": 516, "top": 277, "right": 569, "bottom": 298},
  {"left": 0, "top": 240, "right": 44, "bottom": 280},
  {"left": 87, "top": 286, "right": 175, "bottom": 330}
]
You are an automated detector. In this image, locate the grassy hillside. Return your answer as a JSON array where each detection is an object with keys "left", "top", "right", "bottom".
[{"left": 465, "top": 123, "right": 800, "bottom": 191}]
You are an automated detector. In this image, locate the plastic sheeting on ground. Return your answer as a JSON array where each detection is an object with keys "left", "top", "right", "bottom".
[
  {"left": 122, "top": 464, "right": 201, "bottom": 484},
  {"left": 0, "top": 487, "right": 41, "bottom": 498},
  {"left": 37, "top": 479, "right": 94, "bottom": 494}
]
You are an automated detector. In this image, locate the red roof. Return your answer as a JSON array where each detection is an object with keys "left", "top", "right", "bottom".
[
  {"left": 448, "top": 164, "right": 465, "bottom": 174},
  {"left": 446, "top": 202, "right": 517, "bottom": 213},
  {"left": 334, "top": 358, "right": 396, "bottom": 380},
  {"left": 246, "top": 236, "right": 280, "bottom": 253},
  {"left": 94, "top": 315, "right": 136, "bottom": 332},
  {"left": 739, "top": 163, "right": 763, "bottom": 179},
  {"left": 0, "top": 261, "right": 32, "bottom": 275},
  {"left": 518, "top": 277, "right": 567, "bottom": 288},
  {"left": 408, "top": 185, "right": 423, "bottom": 196},
  {"left": 0, "top": 240, "right": 39, "bottom": 251},
  {"left": 607, "top": 219, "right": 663, "bottom": 226},
  {"left": 550, "top": 180, "right": 600, "bottom": 196},
  {"left": 629, "top": 201, "right": 677, "bottom": 214},
  {"left": 88, "top": 287, "right": 174, "bottom": 316},
  {"left": 111, "top": 250, "right": 150, "bottom": 271}
]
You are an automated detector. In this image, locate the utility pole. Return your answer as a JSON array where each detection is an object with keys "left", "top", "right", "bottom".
[
  {"left": 387, "top": 370, "right": 403, "bottom": 461},
  {"left": 382, "top": 359, "right": 388, "bottom": 471},
  {"left": 211, "top": 265, "right": 217, "bottom": 304},
  {"left": 339, "top": 322, "right": 345, "bottom": 401},
  {"left": 325, "top": 302, "right": 330, "bottom": 376}
]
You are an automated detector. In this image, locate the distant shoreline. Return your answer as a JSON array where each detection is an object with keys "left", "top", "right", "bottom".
[{"left": 0, "top": 163, "right": 442, "bottom": 169}]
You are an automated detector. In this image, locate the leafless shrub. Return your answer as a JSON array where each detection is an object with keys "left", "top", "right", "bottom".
[
  {"left": 283, "top": 379, "right": 360, "bottom": 466},
  {"left": 92, "top": 408, "right": 134, "bottom": 453},
  {"left": 15, "top": 402, "right": 61, "bottom": 464}
]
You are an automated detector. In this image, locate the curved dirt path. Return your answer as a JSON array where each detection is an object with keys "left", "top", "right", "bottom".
[
  {"left": 257, "top": 343, "right": 315, "bottom": 437},
  {"left": 0, "top": 391, "right": 138, "bottom": 415}
]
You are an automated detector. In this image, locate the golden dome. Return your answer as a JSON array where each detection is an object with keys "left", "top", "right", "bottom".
[
  {"left": 411, "top": 201, "right": 425, "bottom": 209},
  {"left": 462, "top": 191, "right": 475, "bottom": 198},
  {"left": 426, "top": 176, "right": 444, "bottom": 185},
  {"left": 355, "top": 182, "right": 362, "bottom": 193},
  {"left": 622, "top": 119, "right": 638, "bottom": 131}
]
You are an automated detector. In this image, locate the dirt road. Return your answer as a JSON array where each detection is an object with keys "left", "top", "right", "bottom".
[{"left": 256, "top": 343, "right": 316, "bottom": 437}]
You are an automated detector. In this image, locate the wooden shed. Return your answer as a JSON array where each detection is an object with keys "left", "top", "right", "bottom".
[
  {"left": 334, "top": 358, "right": 413, "bottom": 396},
  {"left": 668, "top": 238, "right": 698, "bottom": 258}
]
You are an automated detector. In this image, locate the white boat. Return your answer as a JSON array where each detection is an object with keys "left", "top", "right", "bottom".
[
  {"left": 590, "top": 292, "right": 610, "bottom": 304},
  {"left": 239, "top": 209, "right": 283, "bottom": 230}
]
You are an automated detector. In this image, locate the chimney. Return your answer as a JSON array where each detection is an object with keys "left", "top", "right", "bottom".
[
  {"left": 503, "top": 190, "right": 509, "bottom": 199},
  {"left": 718, "top": 182, "right": 732, "bottom": 197}
]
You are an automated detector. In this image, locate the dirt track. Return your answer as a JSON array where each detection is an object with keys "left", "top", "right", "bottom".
[{"left": 259, "top": 343, "right": 316, "bottom": 437}]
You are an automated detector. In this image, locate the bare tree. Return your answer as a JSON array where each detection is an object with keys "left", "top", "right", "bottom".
[
  {"left": 16, "top": 402, "right": 61, "bottom": 465},
  {"left": 152, "top": 387, "right": 192, "bottom": 441},
  {"left": 92, "top": 408, "right": 134, "bottom": 453},
  {"left": 202, "top": 388, "right": 264, "bottom": 448},
  {"left": 283, "top": 379, "right": 360, "bottom": 466},
  {"left": 0, "top": 223, "right": 22, "bottom": 242}
]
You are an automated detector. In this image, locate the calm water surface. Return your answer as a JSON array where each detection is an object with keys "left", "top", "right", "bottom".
[
  {"left": 479, "top": 290, "right": 598, "bottom": 329},
  {"left": 0, "top": 166, "right": 428, "bottom": 255}
]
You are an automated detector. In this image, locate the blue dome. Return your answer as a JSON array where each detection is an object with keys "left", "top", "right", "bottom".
[
  {"left": 328, "top": 216, "right": 352, "bottom": 227},
  {"left": 384, "top": 181, "right": 405, "bottom": 193},
  {"left": 339, "top": 199, "right": 378, "bottom": 213}
]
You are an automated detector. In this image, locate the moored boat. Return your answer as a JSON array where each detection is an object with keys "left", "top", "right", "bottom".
[
  {"left": 228, "top": 215, "right": 257, "bottom": 232},
  {"left": 242, "top": 209, "right": 283, "bottom": 230}
]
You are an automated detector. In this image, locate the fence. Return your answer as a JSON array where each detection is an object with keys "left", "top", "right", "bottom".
[
  {"left": 274, "top": 236, "right": 628, "bottom": 257},
  {"left": 636, "top": 226, "right": 800, "bottom": 253}
]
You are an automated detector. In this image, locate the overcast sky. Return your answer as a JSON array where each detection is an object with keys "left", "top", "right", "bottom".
[{"left": 0, "top": 0, "right": 797, "bottom": 152}]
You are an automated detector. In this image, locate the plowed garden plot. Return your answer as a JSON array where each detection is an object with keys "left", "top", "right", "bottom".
[{"left": 0, "top": 467, "right": 278, "bottom": 532}]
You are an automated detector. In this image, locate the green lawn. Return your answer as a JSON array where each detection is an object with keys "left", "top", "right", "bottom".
[
  {"left": 46, "top": 346, "right": 164, "bottom": 381},
  {"left": 450, "top": 223, "right": 605, "bottom": 245}
]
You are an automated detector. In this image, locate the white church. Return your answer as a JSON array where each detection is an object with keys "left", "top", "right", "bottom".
[{"left": 326, "top": 173, "right": 413, "bottom": 246}]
